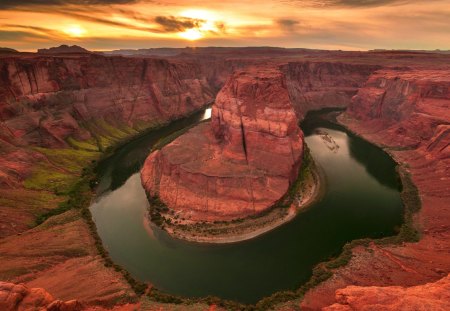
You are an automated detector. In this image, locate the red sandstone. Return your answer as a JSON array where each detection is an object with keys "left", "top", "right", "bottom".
[
  {"left": 141, "top": 68, "right": 304, "bottom": 221},
  {"left": 323, "top": 274, "right": 450, "bottom": 311},
  {"left": 0, "top": 49, "right": 449, "bottom": 309}
]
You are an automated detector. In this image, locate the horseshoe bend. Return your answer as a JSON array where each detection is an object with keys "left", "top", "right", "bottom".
[
  {"left": 0, "top": 35, "right": 450, "bottom": 311},
  {"left": 140, "top": 68, "right": 309, "bottom": 241}
]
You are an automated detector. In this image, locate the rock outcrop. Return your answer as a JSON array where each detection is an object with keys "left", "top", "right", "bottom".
[
  {"left": 0, "top": 281, "right": 82, "bottom": 310},
  {"left": 141, "top": 68, "right": 304, "bottom": 221},
  {"left": 323, "top": 274, "right": 450, "bottom": 311},
  {"left": 37, "top": 45, "right": 91, "bottom": 55}
]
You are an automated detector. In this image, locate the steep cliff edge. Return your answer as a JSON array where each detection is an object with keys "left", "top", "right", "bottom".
[
  {"left": 1, "top": 50, "right": 449, "bottom": 310},
  {"left": 301, "top": 69, "right": 450, "bottom": 310},
  {"left": 0, "top": 55, "right": 214, "bottom": 151},
  {"left": 284, "top": 62, "right": 380, "bottom": 117},
  {"left": 141, "top": 68, "right": 304, "bottom": 222}
]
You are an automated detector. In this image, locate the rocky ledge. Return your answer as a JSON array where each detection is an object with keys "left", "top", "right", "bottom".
[
  {"left": 0, "top": 281, "right": 82, "bottom": 310},
  {"left": 141, "top": 68, "right": 304, "bottom": 222}
]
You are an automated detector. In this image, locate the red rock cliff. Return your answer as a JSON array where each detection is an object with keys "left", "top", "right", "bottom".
[
  {"left": 0, "top": 55, "right": 215, "bottom": 149},
  {"left": 284, "top": 62, "right": 380, "bottom": 117},
  {"left": 0, "top": 55, "right": 217, "bottom": 189},
  {"left": 141, "top": 68, "right": 304, "bottom": 221},
  {"left": 302, "top": 68, "right": 450, "bottom": 310}
]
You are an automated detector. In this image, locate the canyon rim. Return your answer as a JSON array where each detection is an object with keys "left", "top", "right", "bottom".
[{"left": 1, "top": 0, "right": 450, "bottom": 310}]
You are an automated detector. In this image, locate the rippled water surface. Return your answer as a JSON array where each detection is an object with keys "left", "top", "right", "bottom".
[{"left": 90, "top": 108, "right": 403, "bottom": 303}]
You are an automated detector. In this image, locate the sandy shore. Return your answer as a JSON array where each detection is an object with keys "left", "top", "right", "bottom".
[{"left": 156, "top": 164, "right": 324, "bottom": 244}]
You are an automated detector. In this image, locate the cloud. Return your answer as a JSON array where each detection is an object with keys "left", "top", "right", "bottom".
[
  {"left": 0, "top": 30, "right": 49, "bottom": 41},
  {"left": 0, "top": 24, "right": 65, "bottom": 40},
  {"left": 277, "top": 18, "right": 300, "bottom": 32},
  {"left": 283, "top": 0, "right": 412, "bottom": 8},
  {"left": 154, "top": 16, "right": 203, "bottom": 32},
  {"left": 0, "top": 0, "right": 138, "bottom": 9}
]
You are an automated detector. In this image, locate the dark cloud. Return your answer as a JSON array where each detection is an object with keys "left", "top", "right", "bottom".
[
  {"left": 51, "top": 9, "right": 164, "bottom": 33},
  {"left": 331, "top": 0, "right": 407, "bottom": 6},
  {"left": 285, "top": 0, "right": 412, "bottom": 8},
  {"left": 0, "top": 30, "right": 49, "bottom": 41},
  {"left": 1, "top": 24, "right": 63, "bottom": 39},
  {"left": 277, "top": 18, "right": 300, "bottom": 32},
  {"left": 154, "top": 16, "right": 203, "bottom": 32},
  {"left": 0, "top": 0, "right": 138, "bottom": 9}
]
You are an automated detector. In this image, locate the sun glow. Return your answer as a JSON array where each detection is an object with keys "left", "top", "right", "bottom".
[
  {"left": 179, "top": 28, "right": 203, "bottom": 41},
  {"left": 63, "top": 25, "right": 86, "bottom": 37},
  {"left": 177, "top": 9, "right": 221, "bottom": 41}
]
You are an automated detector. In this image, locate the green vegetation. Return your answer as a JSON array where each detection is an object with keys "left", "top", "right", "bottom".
[
  {"left": 19, "top": 108, "right": 423, "bottom": 310},
  {"left": 376, "top": 167, "right": 421, "bottom": 244},
  {"left": 67, "top": 137, "right": 99, "bottom": 152}
]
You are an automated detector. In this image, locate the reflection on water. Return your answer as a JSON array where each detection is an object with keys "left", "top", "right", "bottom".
[
  {"left": 90, "top": 109, "right": 403, "bottom": 304},
  {"left": 203, "top": 107, "right": 212, "bottom": 120}
]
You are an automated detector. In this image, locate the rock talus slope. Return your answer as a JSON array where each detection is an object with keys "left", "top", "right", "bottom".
[{"left": 141, "top": 68, "right": 304, "bottom": 221}]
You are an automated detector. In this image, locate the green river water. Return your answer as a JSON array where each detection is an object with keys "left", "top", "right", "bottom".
[{"left": 90, "top": 108, "right": 403, "bottom": 304}]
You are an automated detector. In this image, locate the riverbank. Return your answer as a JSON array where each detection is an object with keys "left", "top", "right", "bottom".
[
  {"left": 299, "top": 109, "right": 448, "bottom": 310},
  {"left": 147, "top": 147, "right": 323, "bottom": 244}
]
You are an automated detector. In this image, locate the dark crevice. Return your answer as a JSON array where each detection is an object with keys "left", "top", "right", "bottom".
[{"left": 240, "top": 117, "right": 248, "bottom": 164}]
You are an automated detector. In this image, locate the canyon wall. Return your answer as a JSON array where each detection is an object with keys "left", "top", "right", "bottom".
[
  {"left": 141, "top": 68, "right": 304, "bottom": 221},
  {"left": 1, "top": 50, "right": 449, "bottom": 310},
  {"left": 0, "top": 55, "right": 215, "bottom": 150},
  {"left": 283, "top": 62, "right": 381, "bottom": 117},
  {"left": 302, "top": 68, "right": 450, "bottom": 310}
]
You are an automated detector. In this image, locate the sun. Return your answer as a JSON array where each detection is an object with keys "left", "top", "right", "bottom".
[
  {"left": 179, "top": 28, "right": 203, "bottom": 41},
  {"left": 178, "top": 9, "right": 219, "bottom": 41},
  {"left": 63, "top": 25, "right": 86, "bottom": 38}
]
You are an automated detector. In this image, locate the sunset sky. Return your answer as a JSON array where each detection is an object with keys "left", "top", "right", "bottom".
[{"left": 1, "top": 0, "right": 449, "bottom": 51}]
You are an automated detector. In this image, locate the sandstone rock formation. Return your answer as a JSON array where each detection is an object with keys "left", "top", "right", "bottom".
[
  {"left": 323, "top": 274, "right": 450, "bottom": 311},
  {"left": 1, "top": 49, "right": 450, "bottom": 310},
  {"left": 0, "top": 281, "right": 82, "bottom": 310},
  {"left": 301, "top": 68, "right": 450, "bottom": 310},
  {"left": 37, "top": 45, "right": 91, "bottom": 55},
  {"left": 283, "top": 62, "right": 380, "bottom": 117},
  {"left": 141, "top": 68, "right": 304, "bottom": 221}
]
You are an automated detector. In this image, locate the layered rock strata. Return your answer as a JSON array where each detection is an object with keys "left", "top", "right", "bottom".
[
  {"left": 301, "top": 69, "right": 450, "bottom": 310},
  {"left": 0, "top": 281, "right": 82, "bottom": 311},
  {"left": 141, "top": 68, "right": 304, "bottom": 221},
  {"left": 323, "top": 274, "right": 450, "bottom": 311},
  {"left": 283, "top": 62, "right": 381, "bottom": 117}
]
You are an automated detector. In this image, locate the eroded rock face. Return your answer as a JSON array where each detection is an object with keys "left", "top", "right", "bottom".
[
  {"left": 345, "top": 69, "right": 450, "bottom": 149},
  {"left": 323, "top": 274, "right": 450, "bottom": 311},
  {"left": 0, "top": 281, "right": 82, "bottom": 311},
  {"left": 284, "top": 62, "right": 381, "bottom": 117},
  {"left": 141, "top": 68, "right": 304, "bottom": 221},
  {"left": 301, "top": 68, "right": 450, "bottom": 310}
]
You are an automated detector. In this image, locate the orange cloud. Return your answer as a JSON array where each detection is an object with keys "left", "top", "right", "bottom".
[{"left": 0, "top": 0, "right": 448, "bottom": 51}]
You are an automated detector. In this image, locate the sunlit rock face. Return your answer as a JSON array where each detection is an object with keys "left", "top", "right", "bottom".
[
  {"left": 0, "top": 281, "right": 82, "bottom": 311},
  {"left": 141, "top": 68, "right": 304, "bottom": 221},
  {"left": 323, "top": 274, "right": 450, "bottom": 311}
]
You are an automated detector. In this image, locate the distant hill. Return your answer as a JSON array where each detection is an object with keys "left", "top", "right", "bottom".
[
  {"left": 103, "top": 46, "right": 321, "bottom": 57},
  {"left": 37, "top": 45, "right": 91, "bottom": 54},
  {"left": 0, "top": 47, "right": 19, "bottom": 54}
]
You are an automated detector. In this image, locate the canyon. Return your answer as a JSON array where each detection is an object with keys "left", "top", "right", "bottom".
[{"left": 0, "top": 48, "right": 449, "bottom": 310}]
